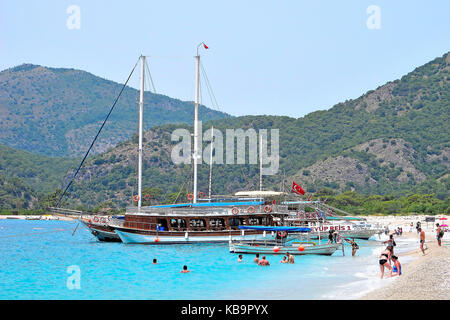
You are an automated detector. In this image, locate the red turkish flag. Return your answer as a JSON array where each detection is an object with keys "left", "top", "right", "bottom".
[
  {"left": 291, "top": 181, "right": 305, "bottom": 195},
  {"left": 203, "top": 43, "right": 209, "bottom": 49},
  {"left": 308, "top": 194, "right": 312, "bottom": 201}
]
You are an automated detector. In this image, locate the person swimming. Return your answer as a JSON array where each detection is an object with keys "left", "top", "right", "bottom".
[
  {"left": 238, "top": 254, "right": 243, "bottom": 262},
  {"left": 254, "top": 253, "right": 260, "bottom": 264},
  {"left": 280, "top": 256, "right": 287, "bottom": 263},
  {"left": 152, "top": 258, "right": 157, "bottom": 264},
  {"left": 180, "top": 265, "right": 190, "bottom": 273}
]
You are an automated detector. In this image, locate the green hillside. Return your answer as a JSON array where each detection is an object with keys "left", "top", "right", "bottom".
[
  {"left": 0, "top": 64, "right": 230, "bottom": 157},
  {"left": 0, "top": 52, "right": 448, "bottom": 215},
  {"left": 58, "top": 52, "right": 449, "bottom": 211}
]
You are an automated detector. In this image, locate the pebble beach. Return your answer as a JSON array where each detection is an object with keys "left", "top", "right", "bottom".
[{"left": 362, "top": 215, "right": 450, "bottom": 300}]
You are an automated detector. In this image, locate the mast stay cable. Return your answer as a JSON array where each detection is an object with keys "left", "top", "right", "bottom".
[{"left": 56, "top": 58, "right": 140, "bottom": 208}]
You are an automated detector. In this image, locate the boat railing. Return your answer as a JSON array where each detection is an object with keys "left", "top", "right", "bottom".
[{"left": 125, "top": 205, "right": 290, "bottom": 216}]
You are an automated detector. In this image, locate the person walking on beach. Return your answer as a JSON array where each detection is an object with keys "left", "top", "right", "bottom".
[
  {"left": 254, "top": 253, "right": 260, "bottom": 264},
  {"left": 345, "top": 238, "right": 359, "bottom": 256},
  {"left": 390, "top": 255, "right": 402, "bottom": 277},
  {"left": 418, "top": 227, "right": 426, "bottom": 255},
  {"left": 416, "top": 221, "right": 421, "bottom": 234},
  {"left": 436, "top": 223, "right": 443, "bottom": 247},
  {"left": 258, "top": 256, "right": 270, "bottom": 266},
  {"left": 409, "top": 222, "right": 413, "bottom": 233},
  {"left": 379, "top": 246, "right": 393, "bottom": 279}
]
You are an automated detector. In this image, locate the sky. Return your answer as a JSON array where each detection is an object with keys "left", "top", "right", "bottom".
[{"left": 1, "top": 0, "right": 449, "bottom": 118}]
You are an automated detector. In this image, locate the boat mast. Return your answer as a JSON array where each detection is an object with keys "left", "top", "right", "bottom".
[
  {"left": 208, "top": 126, "right": 214, "bottom": 199},
  {"left": 193, "top": 48, "right": 201, "bottom": 204},
  {"left": 259, "top": 133, "right": 263, "bottom": 191},
  {"left": 138, "top": 55, "right": 145, "bottom": 209}
]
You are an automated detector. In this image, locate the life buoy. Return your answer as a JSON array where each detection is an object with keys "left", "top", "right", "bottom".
[
  {"left": 133, "top": 195, "right": 139, "bottom": 202},
  {"left": 264, "top": 205, "right": 272, "bottom": 213},
  {"left": 144, "top": 194, "right": 151, "bottom": 201},
  {"left": 100, "top": 217, "right": 106, "bottom": 224},
  {"left": 247, "top": 206, "right": 255, "bottom": 213},
  {"left": 198, "top": 191, "right": 205, "bottom": 198},
  {"left": 93, "top": 216, "right": 99, "bottom": 223},
  {"left": 232, "top": 207, "right": 239, "bottom": 215},
  {"left": 187, "top": 193, "right": 194, "bottom": 201}
]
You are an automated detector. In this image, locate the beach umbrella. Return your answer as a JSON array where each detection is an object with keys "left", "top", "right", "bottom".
[
  {"left": 439, "top": 217, "right": 447, "bottom": 220},
  {"left": 440, "top": 224, "right": 448, "bottom": 227}
]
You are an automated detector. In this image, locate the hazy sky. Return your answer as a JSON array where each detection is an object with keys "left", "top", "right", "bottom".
[{"left": 1, "top": 0, "right": 449, "bottom": 118}]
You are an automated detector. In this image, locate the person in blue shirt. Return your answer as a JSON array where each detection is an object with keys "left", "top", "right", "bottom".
[{"left": 391, "top": 255, "right": 402, "bottom": 276}]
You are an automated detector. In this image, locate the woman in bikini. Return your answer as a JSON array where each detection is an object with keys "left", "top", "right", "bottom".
[{"left": 379, "top": 246, "right": 393, "bottom": 279}]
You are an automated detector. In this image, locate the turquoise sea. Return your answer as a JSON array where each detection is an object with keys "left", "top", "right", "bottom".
[{"left": 0, "top": 220, "right": 416, "bottom": 300}]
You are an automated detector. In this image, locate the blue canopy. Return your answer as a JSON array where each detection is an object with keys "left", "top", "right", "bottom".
[
  {"left": 147, "top": 201, "right": 264, "bottom": 209},
  {"left": 239, "top": 226, "right": 311, "bottom": 232}
]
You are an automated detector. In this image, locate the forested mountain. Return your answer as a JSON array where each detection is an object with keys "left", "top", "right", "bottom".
[
  {"left": 60, "top": 52, "right": 449, "bottom": 210},
  {"left": 0, "top": 64, "right": 230, "bottom": 157},
  {"left": 0, "top": 52, "right": 449, "bottom": 214}
]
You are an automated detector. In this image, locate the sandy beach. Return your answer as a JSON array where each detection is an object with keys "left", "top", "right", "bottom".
[{"left": 361, "top": 215, "right": 450, "bottom": 300}]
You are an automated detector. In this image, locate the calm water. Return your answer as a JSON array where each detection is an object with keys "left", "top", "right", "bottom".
[{"left": 0, "top": 220, "right": 415, "bottom": 300}]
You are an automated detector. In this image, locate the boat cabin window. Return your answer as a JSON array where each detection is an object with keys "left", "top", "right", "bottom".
[
  {"left": 228, "top": 218, "right": 245, "bottom": 230},
  {"left": 170, "top": 218, "right": 187, "bottom": 231},
  {"left": 156, "top": 218, "right": 168, "bottom": 231},
  {"left": 189, "top": 219, "right": 206, "bottom": 230},
  {"left": 248, "top": 217, "right": 271, "bottom": 226},
  {"left": 209, "top": 218, "right": 226, "bottom": 230}
]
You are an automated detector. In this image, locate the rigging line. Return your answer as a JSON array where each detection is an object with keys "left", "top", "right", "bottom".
[
  {"left": 56, "top": 58, "right": 140, "bottom": 208},
  {"left": 145, "top": 59, "right": 157, "bottom": 93},
  {"left": 200, "top": 64, "right": 215, "bottom": 112},
  {"left": 200, "top": 62, "right": 221, "bottom": 112}
]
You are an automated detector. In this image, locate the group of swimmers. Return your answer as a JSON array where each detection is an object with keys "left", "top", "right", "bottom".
[
  {"left": 237, "top": 253, "right": 295, "bottom": 266},
  {"left": 152, "top": 258, "right": 191, "bottom": 273}
]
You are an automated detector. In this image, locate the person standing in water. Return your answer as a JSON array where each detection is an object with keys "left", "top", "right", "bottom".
[
  {"left": 379, "top": 246, "right": 393, "bottom": 279},
  {"left": 345, "top": 238, "right": 359, "bottom": 256},
  {"left": 286, "top": 252, "right": 295, "bottom": 264},
  {"left": 238, "top": 254, "right": 243, "bottom": 262},
  {"left": 254, "top": 253, "right": 260, "bottom": 264},
  {"left": 258, "top": 256, "right": 270, "bottom": 266},
  {"left": 280, "top": 256, "right": 288, "bottom": 263},
  {"left": 418, "top": 227, "right": 426, "bottom": 255}
]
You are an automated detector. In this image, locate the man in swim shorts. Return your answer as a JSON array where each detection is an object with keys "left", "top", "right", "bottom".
[
  {"left": 436, "top": 223, "right": 442, "bottom": 247},
  {"left": 418, "top": 228, "right": 426, "bottom": 255}
]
